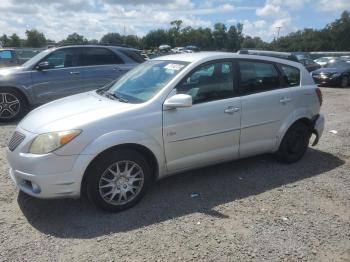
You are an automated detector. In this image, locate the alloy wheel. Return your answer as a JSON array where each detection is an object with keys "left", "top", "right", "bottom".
[
  {"left": 98, "top": 160, "right": 144, "bottom": 206},
  {"left": 0, "top": 93, "right": 20, "bottom": 119}
]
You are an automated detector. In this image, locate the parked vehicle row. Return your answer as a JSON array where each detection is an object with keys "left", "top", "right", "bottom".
[
  {"left": 7, "top": 52, "right": 324, "bottom": 211},
  {"left": 0, "top": 45, "right": 144, "bottom": 121}
]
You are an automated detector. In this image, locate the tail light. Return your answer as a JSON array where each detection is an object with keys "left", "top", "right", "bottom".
[{"left": 315, "top": 87, "right": 323, "bottom": 106}]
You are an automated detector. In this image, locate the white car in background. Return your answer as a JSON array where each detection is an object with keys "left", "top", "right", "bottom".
[{"left": 7, "top": 52, "right": 324, "bottom": 212}]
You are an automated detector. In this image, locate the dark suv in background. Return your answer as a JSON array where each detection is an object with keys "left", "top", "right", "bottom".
[{"left": 0, "top": 45, "right": 144, "bottom": 121}]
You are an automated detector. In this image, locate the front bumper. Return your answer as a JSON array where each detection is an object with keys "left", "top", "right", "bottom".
[{"left": 6, "top": 127, "right": 95, "bottom": 199}]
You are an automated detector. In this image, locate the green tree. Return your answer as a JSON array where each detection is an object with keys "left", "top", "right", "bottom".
[
  {"left": 100, "top": 33, "right": 123, "bottom": 45},
  {"left": 123, "top": 35, "right": 139, "bottom": 48},
  {"left": 25, "top": 29, "right": 46, "bottom": 47},
  {"left": 143, "top": 29, "right": 169, "bottom": 49},
  {"left": 9, "top": 34, "right": 21, "bottom": 47},
  {"left": 226, "top": 24, "right": 243, "bottom": 51},
  {"left": 213, "top": 23, "right": 227, "bottom": 50},
  {"left": 62, "top": 33, "right": 88, "bottom": 45},
  {"left": 0, "top": 34, "right": 10, "bottom": 47}
]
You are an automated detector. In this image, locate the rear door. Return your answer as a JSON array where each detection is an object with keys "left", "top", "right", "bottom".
[
  {"left": 238, "top": 59, "right": 294, "bottom": 157},
  {"left": 163, "top": 60, "right": 241, "bottom": 171},
  {"left": 31, "top": 47, "right": 84, "bottom": 103},
  {"left": 82, "top": 47, "right": 126, "bottom": 91}
]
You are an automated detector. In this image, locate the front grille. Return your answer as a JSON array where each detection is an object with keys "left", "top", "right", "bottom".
[{"left": 8, "top": 131, "right": 25, "bottom": 151}]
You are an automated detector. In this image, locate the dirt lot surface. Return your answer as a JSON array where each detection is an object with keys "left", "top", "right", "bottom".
[{"left": 0, "top": 87, "right": 349, "bottom": 262}]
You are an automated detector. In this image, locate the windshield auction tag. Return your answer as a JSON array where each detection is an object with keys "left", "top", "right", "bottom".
[{"left": 164, "top": 63, "right": 185, "bottom": 71}]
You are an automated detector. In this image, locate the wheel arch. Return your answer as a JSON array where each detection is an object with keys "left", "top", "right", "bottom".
[
  {"left": 0, "top": 86, "right": 31, "bottom": 105},
  {"left": 275, "top": 110, "right": 314, "bottom": 152},
  {"left": 80, "top": 143, "right": 160, "bottom": 197}
]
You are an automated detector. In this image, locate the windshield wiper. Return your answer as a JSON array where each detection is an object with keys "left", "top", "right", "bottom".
[{"left": 105, "top": 92, "right": 129, "bottom": 103}]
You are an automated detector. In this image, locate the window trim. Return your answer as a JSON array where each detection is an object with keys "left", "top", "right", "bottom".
[
  {"left": 174, "top": 59, "right": 239, "bottom": 105},
  {"left": 237, "top": 59, "right": 286, "bottom": 96}
]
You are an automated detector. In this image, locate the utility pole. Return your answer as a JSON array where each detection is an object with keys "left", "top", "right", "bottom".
[{"left": 276, "top": 26, "right": 282, "bottom": 39}]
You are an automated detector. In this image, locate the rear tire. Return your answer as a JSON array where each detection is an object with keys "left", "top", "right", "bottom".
[
  {"left": 0, "top": 87, "right": 28, "bottom": 122},
  {"left": 275, "top": 122, "right": 311, "bottom": 163},
  {"left": 340, "top": 76, "right": 349, "bottom": 88},
  {"left": 86, "top": 148, "right": 152, "bottom": 212}
]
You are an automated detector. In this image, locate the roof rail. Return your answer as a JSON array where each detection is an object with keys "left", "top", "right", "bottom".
[{"left": 57, "top": 43, "right": 133, "bottom": 48}]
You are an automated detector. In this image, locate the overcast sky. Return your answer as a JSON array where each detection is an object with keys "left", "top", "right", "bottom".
[{"left": 0, "top": 0, "right": 349, "bottom": 42}]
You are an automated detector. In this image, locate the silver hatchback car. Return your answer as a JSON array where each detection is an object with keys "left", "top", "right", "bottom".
[{"left": 7, "top": 52, "right": 325, "bottom": 212}]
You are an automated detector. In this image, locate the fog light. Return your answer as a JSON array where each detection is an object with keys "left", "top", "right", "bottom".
[{"left": 31, "top": 182, "right": 41, "bottom": 194}]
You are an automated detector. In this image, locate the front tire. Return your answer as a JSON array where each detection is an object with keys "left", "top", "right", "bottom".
[
  {"left": 0, "top": 88, "right": 28, "bottom": 122},
  {"left": 86, "top": 149, "right": 152, "bottom": 212},
  {"left": 275, "top": 122, "right": 311, "bottom": 163}
]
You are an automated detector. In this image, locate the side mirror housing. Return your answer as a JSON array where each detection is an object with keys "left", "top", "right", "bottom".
[
  {"left": 36, "top": 61, "right": 50, "bottom": 70},
  {"left": 164, "top": 94, "right": 192, "bottom": 109}
]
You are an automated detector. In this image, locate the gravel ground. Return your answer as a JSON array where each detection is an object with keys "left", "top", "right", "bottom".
[{"left": 0, "top": 87, "right": 349, "bottom": 262}]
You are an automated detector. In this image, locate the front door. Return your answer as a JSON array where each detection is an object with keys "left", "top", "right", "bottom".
[
  {"left": 163, "top": 61, "right": 241, "bottom": 172},
  {"left": 31, "top": 47, "right": 84, "bottom": 104}
]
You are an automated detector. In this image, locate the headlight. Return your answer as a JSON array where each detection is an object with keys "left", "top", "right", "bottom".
[{"left": 29, "top": 130, "right": 81, "bottom": 154}]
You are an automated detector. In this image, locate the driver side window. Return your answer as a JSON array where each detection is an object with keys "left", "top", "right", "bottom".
[
  {"left": 176, "top": 61, "right": 235, "bottom": 104},
  {"left": 42, "top": 48, "right": 83, "bottom": 69}
]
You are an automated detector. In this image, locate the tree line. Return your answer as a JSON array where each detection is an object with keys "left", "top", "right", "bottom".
[{"left": 1, "top": 11, "right": 349, "bottom": 52}]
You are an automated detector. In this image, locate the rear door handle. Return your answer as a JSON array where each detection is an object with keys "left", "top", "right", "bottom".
[
  {"left": 279, "top": 97, "right": 292, "bottom": 104},
  {"left": 70, "top": 71, "right": 80, "bottom": 75},
  {"left": 224, "top": 106, "right": 240, "bottom": 114}
]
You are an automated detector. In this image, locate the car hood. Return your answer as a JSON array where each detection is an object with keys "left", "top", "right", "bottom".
[
  {"left": 312, "top": 68, "right": 344, "bottom": 74},
  {"left": 19, "top": 91, "right": 135, "bottom": 133},
  {"left": 0, "top": 66, "right": 25, "bottom": 76}
]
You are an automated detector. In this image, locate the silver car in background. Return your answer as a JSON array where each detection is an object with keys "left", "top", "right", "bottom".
[
  {"left": 0, "top": 45, "right": 143, "bottom": 121},
  {"left": 7, "top": 52, "right": 325, "bottom": 212}
]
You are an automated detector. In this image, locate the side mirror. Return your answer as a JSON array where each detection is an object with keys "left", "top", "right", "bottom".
[
  {"left": 36, "top": 61, "right": 50, "bottom": 70},
  {"left": 164, "top": 94, "right": 192, "bottom": 109}
]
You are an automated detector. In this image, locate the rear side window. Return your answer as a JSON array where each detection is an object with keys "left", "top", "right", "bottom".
[
  {"left": 83, "top": 48, "right": 124, "bottom": 66},
  {"left": 120, "top": 49, "right": 145, "bottom": 63},
  {"left": 0, "top": 51, "right": 12, "bottom": 59},
  {"left": 280, "top": 64, "right": 300, "bottom": 87},
  {"left": 238, "top": 61, "right": 280, "bottom": 94}
]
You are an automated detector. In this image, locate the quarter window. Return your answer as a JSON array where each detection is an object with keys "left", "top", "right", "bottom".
[
  {"left": 83, "top": 48, "right": 123, "bottom": 66},
  {"left": 43, "top": 48, "right": 83, "bottom": 69},
  {"left": 280, "top": 64, "right": 300, "bottom": 87},
  {"left": 239, "top": 61, "right": 280, "bottom": 94},
  {"left": 176, "top": 62, "right": 234, "bottom": 104}
]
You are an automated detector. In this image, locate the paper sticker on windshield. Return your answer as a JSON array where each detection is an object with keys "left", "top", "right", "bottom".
[{"left": 164, "top": 63, "right": 185, "bottom": 71}]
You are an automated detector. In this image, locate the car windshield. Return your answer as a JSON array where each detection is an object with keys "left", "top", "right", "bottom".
[
  {"left": 324, "top": 61, "right": 350, "bottom": 69},
  {"left": 106, "top": 60, "right": 188, "bottom": 103},
  {"left": 21, "top": 49, "right": 51, "bottom": 68}
]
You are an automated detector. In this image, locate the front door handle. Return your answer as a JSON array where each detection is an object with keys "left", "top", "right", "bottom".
[
  {"left": 70, "top": 71, "right": 80, "bottom": 75},
  {"left": 224, "top": 106, "right": 240, "bottom": 114},
  {"left": 113, "top": 67, "right": 123, "bottom": 72},
  {"left": 279, "top": 97, "right": 292, "bottom": 104}
]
